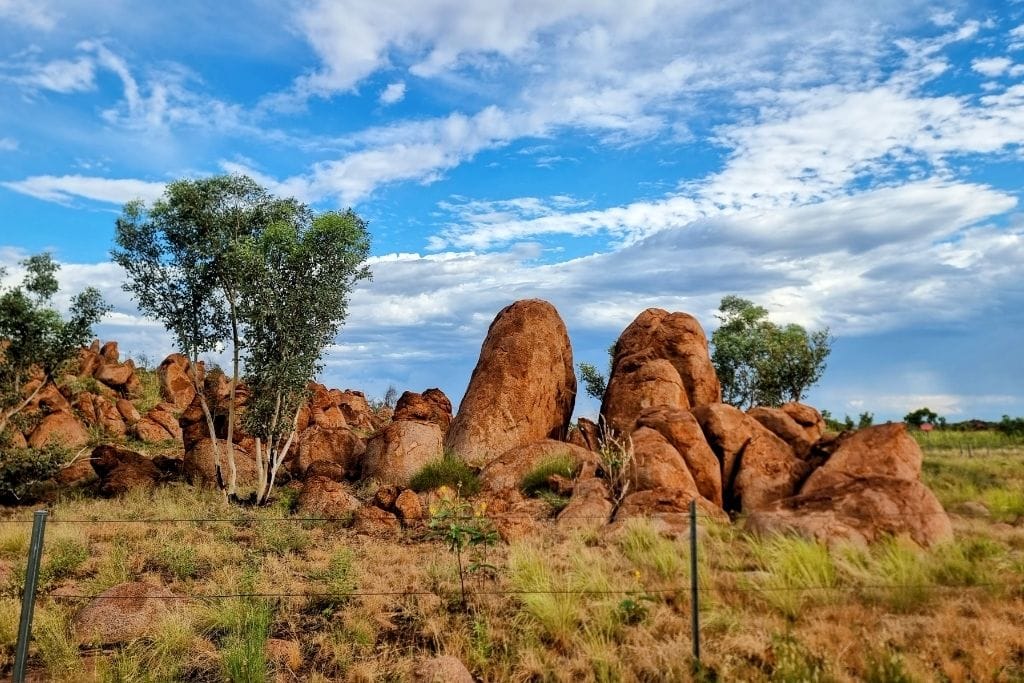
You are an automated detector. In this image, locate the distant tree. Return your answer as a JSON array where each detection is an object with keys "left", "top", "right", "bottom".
[
  {"left": 857, "top": 411, "right": 874, "bottom": 429},
  {"left": 578, "top": 362, "right": 607, "bottom": 400},
  {"left": 237, "top": 212, "right": 371, "bottom": 504},
  {"left": 904, "top": 407, "right": 939, "bottom": 428},
  {"left": 711, "top": 296, "right": 832, "bottom": 408},
  {"left": 113, "top": 175, "right": 370, "bottom": 503},
  {"left": 0, "top": 253, "right": 109, "bottom": 438},
  {"left": 577, "top": 342, "right": 616, "bottom": 401}
]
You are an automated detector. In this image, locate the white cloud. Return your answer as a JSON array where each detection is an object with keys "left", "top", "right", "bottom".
[
  {"left": 14, "top": 57, "right": 96, "bottom": 92},
  {"left": 972, "top": 56, "right": 1013, "bottom": 76},
  {"left": 379, "top": 81, "right": 406, "bottom": 105},
  {"left": 0, "top": 137, "right": 17, "bottom": 151},
  {"left": 0, "top": 0, "right": 57, "bottom": 30},
  {"left": 1, "top": 175, "right": 165, "bottom": 205}
]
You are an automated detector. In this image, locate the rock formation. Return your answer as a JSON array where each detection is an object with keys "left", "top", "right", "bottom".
[{"left": 445, "top": 299, "right": 577, "bottom": 467}]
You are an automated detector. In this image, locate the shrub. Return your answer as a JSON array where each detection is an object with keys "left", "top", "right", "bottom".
[
  {"left": 308, "top": 549, "right": 357, "bottom": 613},
  {"left": 520, "top": 454, "right": 578, "bottom": 495},
  {"left": 409, "top": 451, "right": 480, "bottom": 495},
  {"left": 0, "top": 446, "right": 68, "bottom": 503}
]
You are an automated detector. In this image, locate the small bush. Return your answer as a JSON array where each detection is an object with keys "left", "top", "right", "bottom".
[
  {"left": 149, "top": 542, "right": 205, "bottom": 581},
  {"left": 133, "top": 367, "right": 164, "bottom": 415},
  {"left": 0, "top": 446, "right": 68, "bottom": 503},
  {"left": 520, "top": 454, "right": 578, "bottom": 495},
  {"left": 409, "top": 451, "right": 480, "bottom": 495}
]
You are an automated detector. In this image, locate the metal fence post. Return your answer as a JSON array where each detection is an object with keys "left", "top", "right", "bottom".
[
  {"left": 689, "top": 499, "right": 700, "bottom": 666},
  {"left": 13, "top": 509, "right": 48, "bottom": 683}
]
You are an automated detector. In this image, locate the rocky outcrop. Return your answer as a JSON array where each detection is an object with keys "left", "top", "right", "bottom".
[
  {"left": 297, "top": 476, "right": 361, "bottom": 518},
  {"left": 157, "top": 353, "right": 201, "bottom": 410},
  {"left": 334, "top": 390, "right": 379, "bottom": 432},
  {"left": 781, "top": 402, "right": 827, "bottom": 443},
  {"left": 748, "top": 406, "right": 816, "bottom": 459},
  {"left": 801, "top": 423, "right": 921, "bottom": 494},
  {"left": 183, "top": 438, "right": 259, "bottom": 491},
  {"left": 746, "top": 476, "right": 953, "bottom": 547},
  {"left": 295, "top": 426, "right": 366, "bottom": 479},
  {"left": 74, "top": 582, "right": 177, "bottom": 645},
  {"left": 557, "top": 477, "right": 614, "bottom": 530},
  {"left": 636, "top": 406, "right": 722, "bottom": 506},
  {"left": 598, "top": 309, "right": 720, "bottom": 432},
  {"left": 362, "top": 421, "right": 444, "bottom": 486},
  {"left": 445, "top": 299, "right": 577, "bottom": 467},
  {"left": 694, "top": 403, "right": 809, "bottom": 512}
]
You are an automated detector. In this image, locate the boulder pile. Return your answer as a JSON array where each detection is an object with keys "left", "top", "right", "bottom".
[{"left": 7, "top": 300, "right": 953, "bottom": 549}]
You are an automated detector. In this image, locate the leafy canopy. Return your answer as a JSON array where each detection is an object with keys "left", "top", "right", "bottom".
[
  {"left": 1, "top": 253, "right": 109, "bottom": 435},
  {"left": 711, "top": 295, "right": 831, "bottom": 408}
]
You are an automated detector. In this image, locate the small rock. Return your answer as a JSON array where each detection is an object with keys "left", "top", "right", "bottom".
[
  {"left": 74, "top": 582, "right": 177, "bottom": 645},
  {"left": 415, "top": 655, "right": 474, "bottom": 683}
]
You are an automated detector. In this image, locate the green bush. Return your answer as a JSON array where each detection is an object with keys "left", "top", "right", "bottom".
[
  {"left": 520, "top": 454, "right": 578, "bottom": 495},
  {"left": 0, "top": 446, "right": 68, "bottom": 503},
  {"left": 409, "top": 451, "right": 480, "bottom": 495}
]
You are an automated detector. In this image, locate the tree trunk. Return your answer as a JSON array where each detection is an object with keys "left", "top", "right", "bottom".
[
  {"left": 0, "top": 376, "right": 47, "bottom": 438},
  {"left": 187, "top": 353, "right": 227, "bottom": 499},
  {"left": 225, "top": 293, "right": 240, "bottom": 498}
]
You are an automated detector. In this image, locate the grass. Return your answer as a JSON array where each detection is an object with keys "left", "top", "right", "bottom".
[
  {"left": 133, "top": 367, "right": 164, "bottom": 415},
  {"left": 0, "top": 448, "right": 1020, "bottom": 681},
  {"left": 911, "top": 428, "right": 1024, "bottom": 450},
  {"left": 519, "top": 454, "right": 578, "bottom": 494},
  {"left": 921, "top": 448, "right": 1024, "bottom": 521},
  {"left": 409, "top": 450, "right": 481, "bottom": 495}
]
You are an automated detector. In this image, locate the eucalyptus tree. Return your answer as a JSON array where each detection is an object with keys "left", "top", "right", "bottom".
[
  {"left": 711, "top": 295, "right": 832, "bottom": 408},
  {"left": 237, "top": 210, "right": 371, "bottom": 504},
  {"left": 114, "top": 176, "right": 372, "bottom": 504},
  {"left": 0, "top": 253, "right": 109, "bottom": 439},
  {"left": 112, "top": 175, "right": 302, "bottom": 497}
]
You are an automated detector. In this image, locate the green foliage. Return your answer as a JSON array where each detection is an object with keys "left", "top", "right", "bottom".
[
  {"left": 863, "top": 648, "right": 915, "bottom": 683},
  {"left": 746, "top": 535, "right": 837, "bottom": 619},
  {"left": 857, "top": 411, "right": 874, "bottom": 429},
  {"left": 409, "top": 451, "right": 481, "bottom": 495},
  {"left": 616, "top": 597, "right": 648, "bottom": 625},
  {"left": 904, "top": 407, "right": 939, "bottom": 427},
  {"left": 428, "top": 496, "right": 499, "bottom": 605},
  {"left": 40, "top": 537, "right": 89, "bottom": 585},
  {"left": 148, "top": 542, "right": 205, "bottom": 581},
  {"left": 0, "top": 445, "right": 68, "bottom": 503},
  {"left": 711, "top": 295, "right": 831, "bottom": 408},
  {"left": 578, "top": 361, "right": 608, "bottom": 400},
  {"left": 0, "top": 252, "right": 110, "bottom": 433},
  {"left": 113, "top": 175, "right": 371, "bottom": 505},
  {"left": 520, "top": 454, "right": 578, "bottom": 494}
]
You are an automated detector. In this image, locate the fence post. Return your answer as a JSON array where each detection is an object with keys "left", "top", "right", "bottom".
[
  {"left": 689, "top": 499, "right": 700, "bottom": 666},
  {"left": 13, "top": 509, "right": 48, "bottom": 683}
]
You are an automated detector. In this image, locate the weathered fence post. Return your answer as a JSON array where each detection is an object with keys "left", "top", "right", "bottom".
[
  {"left": 689, "top": 499, "right": 700, "bottom": 666},
  {"left": 13, "top": 510, "right": 48, "bottom": 683}
]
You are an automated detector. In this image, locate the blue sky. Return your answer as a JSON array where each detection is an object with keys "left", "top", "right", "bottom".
[{"left": 2, "top": 0, "right": 1023, "bottom": 422}]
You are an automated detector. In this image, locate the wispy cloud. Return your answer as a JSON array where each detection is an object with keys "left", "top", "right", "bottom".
[
  {"left": 1, "top": 175, "right": 165, "bottom": 205},
  {"left": 379, "top": 81, "right": 406, "bottom": 105}
]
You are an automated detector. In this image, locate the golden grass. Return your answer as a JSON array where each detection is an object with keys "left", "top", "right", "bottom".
[{"left": 0, "top": 448, "right": 1019, "bottom": 681}]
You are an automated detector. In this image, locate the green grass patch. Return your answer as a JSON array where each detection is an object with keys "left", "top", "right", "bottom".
[
  {"left": 133, "top": 367, "right": 165, "bottom": 415},
  {"left": 746, "top": 535, "right": 838, "bottom": 619},
  {"left": 520, "top": 454, "right": 578, "bottom": 495},
  {"left": 409, "top": 451, "right": 481, "bottom": 496},
  {"left": 912, "top": 429, "right": 1024, "bottom": 450}
]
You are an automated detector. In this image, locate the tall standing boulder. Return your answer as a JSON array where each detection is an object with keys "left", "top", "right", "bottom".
[
  {"left": 445, "top": 299, "right": 576, "bottom": 467},
  {"left": 601, "top": 309, "right": 720, "bottom": 436}
]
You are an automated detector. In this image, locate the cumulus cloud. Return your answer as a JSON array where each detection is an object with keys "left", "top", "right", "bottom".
[
  {"left": 379, "top": 81, "right": 406, "bottom": 105},
  {"left": 972, "top": 56, "right": 1013, "bottom": 76}
]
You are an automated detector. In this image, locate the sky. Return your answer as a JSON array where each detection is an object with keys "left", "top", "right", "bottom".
[{"left": 1, "top": 0, "right": 1023, "bottom": 422}]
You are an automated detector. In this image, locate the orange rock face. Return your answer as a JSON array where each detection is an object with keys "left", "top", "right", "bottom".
[
  {"left": 28, "top": 410, "right": 90, "bottom": 449},
  {"left": 608, "top": 308, "right": 721, "bottom": 408},
  {"left": 694, "top": 403, "right": 808, "bottom": 512},
  {"left": 479, "top": 440, "right": 597, "bottom": 494},
  {"left": 636, "top": 405, "right": 723, "bottom": 506},
  {"left": 746, "top": 476, "right": 953, "bottom": 547},
  {"left": 748, "top": 406, "right": 816, "bottom": 459},
  {"left": 801, "top": 423, "right": 922, "bottom": 494},
  {"left": 445, "top": 299, "right": 577, "bottom": 467},
  {"left": 295, "top": 426, "right": 366, "bottom": 479},
  {"left": 362, "top": 421, "right": 443, "bottom": 486},
  {"left": 157, "top": 353, "right": 200, "bottom": 410},
  {"left": 393, "top": 388, "right": 453, "bottom": 431},
  {"left": 601, "top": 356, "right": 688, "bottom": 436}
]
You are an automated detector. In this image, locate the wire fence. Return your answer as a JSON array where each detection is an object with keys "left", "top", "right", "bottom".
[{"left": 3, "top": 504, "right": 1023, "bottom": 680}]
